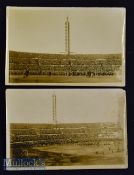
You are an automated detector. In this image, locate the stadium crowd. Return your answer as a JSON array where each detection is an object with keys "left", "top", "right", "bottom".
[
  {"left": 9, "top": 52, "right": 122, "bottom": 78},
  {"left": 11, "top": 123, "right": 123, "bottom": 148}
]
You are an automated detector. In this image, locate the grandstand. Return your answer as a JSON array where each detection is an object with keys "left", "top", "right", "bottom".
[
  {"left": 10, "top": 122, "right": 125, "bottom": 166},
  {"left": 9, "top": 51, "right": 122, "bottom": 83}
]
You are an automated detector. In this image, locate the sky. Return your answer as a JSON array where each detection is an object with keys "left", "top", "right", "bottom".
[
  {"left": 6, "top": 89, "right": 125, "bottom": 124},
  {"left": 7, "top": 7, "right": 125, "bottom": 54}
]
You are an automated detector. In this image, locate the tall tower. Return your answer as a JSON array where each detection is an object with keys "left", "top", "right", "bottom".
[
  {"left": 52, "top": 93, "right": 57, "bottom": 124},
  {"left": 65, "top": 17, "right": 70, "bottom": 54}
]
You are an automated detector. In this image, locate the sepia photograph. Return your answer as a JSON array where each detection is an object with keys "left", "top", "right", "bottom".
[
  {"left": 6, "top": 89, "right": 127, "bottom": 169},
  {"left": 6, "top": 7, "right": 125, "bottom": 86}
]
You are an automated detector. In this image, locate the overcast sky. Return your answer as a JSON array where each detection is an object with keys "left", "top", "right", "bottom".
[
  {"left": 7, "top": 7, "right": 125, "bottom": 54},
  {"left": 6, "top": 89, "right": 125, "bottom": 124}
]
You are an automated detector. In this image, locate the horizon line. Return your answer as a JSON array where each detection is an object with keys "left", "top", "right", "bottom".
[
  {"left": 9, "top": 50, "right": 122, "bottom": 55},
  {"left": 10, "top": 122, "right": 120, "bottom": 124}
]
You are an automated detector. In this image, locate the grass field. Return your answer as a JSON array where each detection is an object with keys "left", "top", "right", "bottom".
[
  {"left": 9, "top": 75, "right": 121, "bottom": 83},
  {"left": 11, "top": 144, "right": 125, "bottom": 166}
]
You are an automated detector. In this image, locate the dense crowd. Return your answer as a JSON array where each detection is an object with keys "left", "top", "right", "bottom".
[
  {"left": 11, "top": 124, "right": 122, "bottom": 147},
  {"left": 9, "top": 54, "right": 122, "bottom": 77}
]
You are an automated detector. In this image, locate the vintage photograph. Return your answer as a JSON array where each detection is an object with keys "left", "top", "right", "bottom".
[
  {"left": 6, "top": 89, "right": 127, "bottom": 169},
  {"left": 6, "top": 7, "right": 125, "bottom": 86}
]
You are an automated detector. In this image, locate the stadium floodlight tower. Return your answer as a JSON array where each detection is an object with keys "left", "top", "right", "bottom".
[
  {"left": 52, "top": 92, "right": 57, "bottom": 124},
  {"left": 65, "top": 17, "right": 70, "bottom": 55}
]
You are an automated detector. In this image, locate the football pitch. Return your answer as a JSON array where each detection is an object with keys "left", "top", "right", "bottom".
[
  {"left": 20, "top": 145, "right": 124, "bottom": 166},
  {"left": 9, "top": 75, "right": 121, "bottom": 83},
  {"left": 11, "top": 145, "right": 125, "bottom": 166}
]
